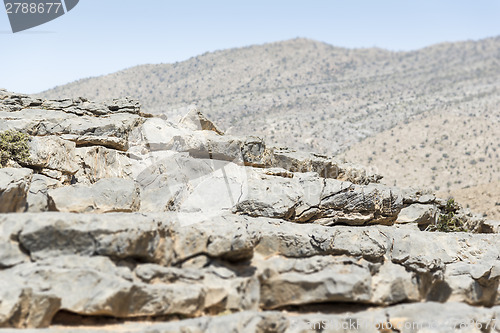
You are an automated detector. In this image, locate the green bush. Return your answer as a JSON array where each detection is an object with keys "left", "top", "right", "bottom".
[
  {"left": 426, "top": 198, "right": 467, "bottom": 232},
  {"left": 0, "top": 130, "right": 31, "bottom": 167}
]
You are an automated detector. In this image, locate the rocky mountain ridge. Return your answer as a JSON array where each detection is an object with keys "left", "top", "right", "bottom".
[
  {"left": 36, "top": 37, "right": 500, "bottom": 218},
  {"left": 1, "top": 90, "right": 500, "bottom": 332}
]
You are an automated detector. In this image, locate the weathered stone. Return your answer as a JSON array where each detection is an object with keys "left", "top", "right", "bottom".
[
  {"left": 27, "top": 136, "right": 78, "bottom": 176},
  {"left": 135, "top": 263, "right": 260, "bottom": 313},
  {"left": 483, "top": 219, "right": 500, "bottom": 233},
  {"left": 0, "top": 215, "right": 28, "bottom": 268},
  {"left": 25, "top": 174, "right": 59, "bottom": 212},
  {"left": 0, "top": 286, "right": 60, "bottom": 329},
  {"left": 47, "top": 178, "right": 140, "bottom": 213},
  {"left": 179, "top": 105, "right": 224, "bottom": 135},
  {"left": 74, "top": 146, "right": 133, "bottom": 184},
  {"left": 136, "top": 153, "right": 246, "bottom": 215},
  {"left": 370, "top": 259, "right": 421, "bottom": 305},
  {"left": 396, "top": 203, "right": 438, "bottom": 225},
  {"left": 1, "top": 256, "right": 205, "bottom": 319},
  {"left": 0, "top": 167, "right": 33, "bottom": 213},
  {"left": 233, "top": 169, "right": 402, "bottom": 225},
  {"left": 269, "top": 148, "right": 382, "bottom": 184},
  {"left": 17, "top": 213, "right": 165, "bottom": 262},
  {"left": 441, "top": 262, "right": 500, "bottom": 306},
  {"left": 0, "top": 109, "right": 143, "bottom": 151},
  {"left": 259, "top": 255, "right": 372, "bottom": 309}
]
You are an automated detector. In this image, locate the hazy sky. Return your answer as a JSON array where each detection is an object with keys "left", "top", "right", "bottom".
[{"left": 1, "top": 0, "right": 499, "bottom": 93}]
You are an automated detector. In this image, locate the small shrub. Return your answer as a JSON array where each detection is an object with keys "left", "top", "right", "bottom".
[
  {"left": 426, "top": 198, "right": 467, "bottom": 232},
  {"left": 0, "top": 130, "right": 31, "bottom": 167}
]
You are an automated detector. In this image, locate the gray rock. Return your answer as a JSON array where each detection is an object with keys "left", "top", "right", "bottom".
[
  {"left": 47, "top": 178, "right": 140, "bottom": 213},
  {"left": 25, "top": 175, "right": 61, "bottom": 212},
  {"left": 27, "top": 136, "right": 79, "bottom": 177},
  {"left": 483, "top": 219, "right": 500, "bottom": 233},
  {"left": 136, "top": 153, "right": 246, "bottom": 215},
  {"left": 233, "top": 169, "right": 402, "bottom": 225},
  {"left": 178, "top": 105, "right": 224, "bottom": 135},
  {"left": 269, "top": 148, "right": 383, "bottom": 184},
  {"left": 0, "top": 215, "right": 29, "bottom": 267},
  {"left": 0, "top": 109, "right": 143, "bottom": 151},
  {"left": 17, "top": 213, "right": 165, "bottom": 262},
  {"left": 135, "top": 263, "right": 260, "bottom": 313},
  {"left": 396, "top": 203, "right": 438, "bottom": 225},
  {"left": 259, "top": 255, "right": 372, "bottom": 309},
  {"left": 74, "top": 146, "right": 133, "bottom": 184},
  {"left": 0, "top": 167, "right": 33, "bottom": 213},
  {"left": 0, "top": 286, "right": 60, "bottom": 329},
  {"left": 1, "top": 256, "right": 205, "bottom": 319},
  {"left": 442, "top": 262, "right": 500, "bottom": 306}
]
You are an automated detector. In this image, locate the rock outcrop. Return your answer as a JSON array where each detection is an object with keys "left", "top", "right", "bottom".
[{"left": 0, "top": 90, "right": 498, "bottom": 331}]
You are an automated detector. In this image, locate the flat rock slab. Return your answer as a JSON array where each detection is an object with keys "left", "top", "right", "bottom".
[
  {"left": 0, "top": 109, "right": 143, "bottom": 151},
  {"left": 48, "top": 178, "right": 140, "bottom": 213}
]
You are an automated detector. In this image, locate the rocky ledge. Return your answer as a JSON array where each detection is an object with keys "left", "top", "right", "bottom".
[{"left": 0, "top": 89, "right": 499, "bottom": 332}]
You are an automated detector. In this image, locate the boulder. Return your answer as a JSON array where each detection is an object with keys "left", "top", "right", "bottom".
[
  {"left": 74, "top": 146, "right": 133, "bottom": 184},
  {"left": 0, "top": 167, "right": 33, "bottom": 213},
  {"left": 25, "top": 174, "right": 59, "bottom": 212},
  {"left": 396, "top": 203, "right": 439, "bottom": 225},
  {"left": 27, "top": 136, "right": 78, "bottom": 176},
  {"left": 179, "top": 105, "right": 224, "bottom": 135},
  {"left": 47, "top": 178, "right": 140, "bottom": 213}
]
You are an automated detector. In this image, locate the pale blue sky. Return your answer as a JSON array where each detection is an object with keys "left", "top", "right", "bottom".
[{"left": 1, "top": 0, "right": 499, "bottom": 93}]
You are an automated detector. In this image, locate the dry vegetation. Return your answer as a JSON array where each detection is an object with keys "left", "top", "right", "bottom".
[{"left": 37, "top": 37, "right": 500, "bottom": 218}]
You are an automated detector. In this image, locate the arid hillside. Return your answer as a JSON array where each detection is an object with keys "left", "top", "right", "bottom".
[{"left": 37, "top": 37, "right": 500, "bottom": 218}]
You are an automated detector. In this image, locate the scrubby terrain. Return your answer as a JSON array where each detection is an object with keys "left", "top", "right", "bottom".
[
  {"left": 1, "top": 90, "right": 500, "bottom": 332},
  {"left": 37, "top": 37, "right": 500, "bottom": 218}
]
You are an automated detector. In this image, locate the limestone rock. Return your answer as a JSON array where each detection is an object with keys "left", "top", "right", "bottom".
[
  {"left": 25, "top": 174, "right": 59, "bottom": 212},
  {"left": 74, "top": 146, "right": 133, "bottom": 184},
  {"left": 0, "top": 167, "right": 33, "bottom": 213},
  {"left": 0, "top": 109, "right": 143, "bottom": 151},
  {"left": 47, "top": 178, "right": 140, "bottom": 213},
  {"left": 234, "top": 169, "right": 402, "bottom": 225},
  {"left": 0, "top": 286, "right": 60, "bottom": 329},
  {"left": 259, "top": 255, "right": 372, "bottom": 309},
  {"left": 17, "top": 213, "right": 165, "bottom": 262},
  {"left": 396, "top": 203, "right": 438, "bottom": 225},
  {"left": 179, "top": 105, "right": 224, "bottom": 135},
  {"left": 27, "top": 136, "right": 79, "bottom": 177}
]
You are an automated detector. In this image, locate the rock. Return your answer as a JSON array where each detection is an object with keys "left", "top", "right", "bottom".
[
  {"left": 233, "top": 170, "right": 402, "bottom": 225},
  {"left": 482, "top": 220, "right": 500, "bottom": 233},
  {"left": 0, "top": 167, "right": 33, "bottom": 213},
  {"left": 441, "top": 262, "right": 500, "bottom": 306},
  {"left": 1, "top": 256, "right": 205, "bottom": 319},
  {"left": 370, "top": 259, "right": 420, "bottom": 305},
  {"left": 259, "top": 255, "right": 372, "bottom": 309},
  {"left": 41, "top": 96, "right": 141, "bottom": 116},
  {"left": 17, "top": 213, "right": 165, "bottom": 262},
  {"left": 74, "top": 146, "right": 133, "bottom": 184},
  {"left": 0, "top": 215, "right": 28, "bottom": 268},
  {"left": 269, "top": 148, "right": 383, "bottom": 184},
  {"left": 27, "top": 136, "right": 79, "bottom": 177},
  {"left": 396, "top": 203, "right": 438, "bottom": 225},
  {"left": 134, "top": 263, "right": 260, "bottom": 313},
  {"left": 0, "top": 286, "right": 60, "bottom": 329},
  {"left": 1, "top": 93, "right": 498, "bottom": 331},
  {"left": 25, "top": 174, "right": 59, "bottom": 212},
  {"left": 179, "top": 105, "right": 224, "bottom": 135},
  {"left": 0, "top": 109, "right": 143, "bottom": 151},
  {"left": 136, "top": 153, "right": 246, "bottom": 215},
  {"left": 47, "top": 178, "right": 140, "bottom": 213}
]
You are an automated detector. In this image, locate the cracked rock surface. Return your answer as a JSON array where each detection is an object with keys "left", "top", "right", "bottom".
[{"left": 0, "top": 91, "right": 499, "bottom": 331}]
